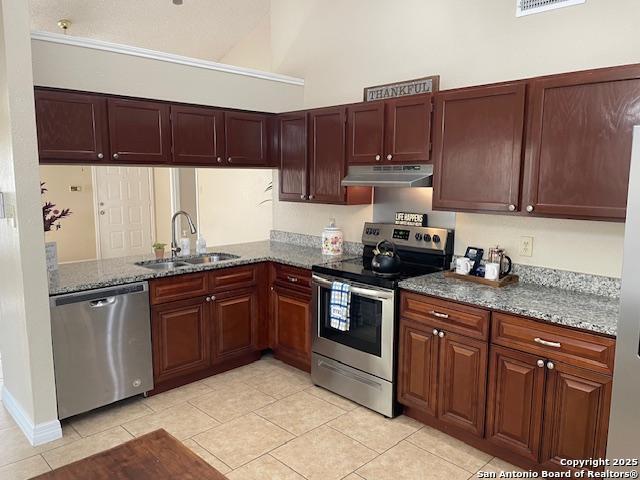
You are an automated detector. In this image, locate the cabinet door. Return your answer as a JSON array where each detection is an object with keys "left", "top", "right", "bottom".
[
  {"left": 107, "top": 98, "right": 171, "bottom": 164},
  {"left": 486, "top": 346, "right": 546, "bottom": 462},
  {"left": 347, "top": 102, "right": 385, "bottom": 164},
  {"left": 152, "top": 297, "right": 210, "bottom": 384},
  {"left": 224, "top": 111, "right": 269, "bottom": 166},
  {"left": 211, "top": 288, "right": 258, "bottom": 362},
  {"left": 35, "top": 89, "right": 109, "bottom": 164},
  {"left": 278, "top": 113, "right": 308, "bottom": 201},
  {"left": 523, "top": 65, "right": 640, "bottom": 220},
  {"left": 384, "top": 95, "right": 433, "bottom": 163},
  {"left": 437, "top": 331, "right": 488, "bottom": 437},
  {"left": 397, "top": 320, "right": 439, "bottom": 417},
  {"left": 540, "top": 362, "right": 612, "bottom": 470},
  {"left": 432, "top": 83, "right": 526, "bottom": 212},
  {"left": 272, "top": 285, "right": 311, "bottom": 370},
  {"left": 309, "top": 107, "right": 348, "bottom": 203},
  {"left": 171, "top": 105, "right": 224, "bottom": 166}
]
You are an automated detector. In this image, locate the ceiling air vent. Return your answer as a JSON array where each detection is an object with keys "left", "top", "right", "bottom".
[{"left": 516, "top": 0, "right": 586, "bottom": 17}]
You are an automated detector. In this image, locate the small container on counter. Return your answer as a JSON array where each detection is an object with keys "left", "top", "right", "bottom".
[{"left": 322, "top": 218, "right": 343, "bottom": 256}]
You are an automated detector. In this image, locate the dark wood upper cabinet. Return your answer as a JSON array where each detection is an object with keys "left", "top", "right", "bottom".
[
  {"left": 540, "top": 362, "right": 612, "bottom": 470},
  {"left": 385, "top": 95, "right": 433, "bottom": 163},
  {"left": 171, "top": 105, "right": 224, "bottom": 166},
  {"left": 432, "top": 83, "right": 526, "bottom": 213},
  {"left": 347, "top": 102, "right": 385, "bottom": 164},
  {"left": 224, "top": 111, "right": 269, "bottom": 166},
  {"left": 211, "top": 288, "right": 258, "bottom": 362},
  {"left": 278, "top": 113, "right": 308, "bottom": 201},
  {"left": 523, "top": 65, "right": 640, "bottom": 220},
  {"left": 107, "top": 98, "right": 171, "bottom": 164},
  {"left": 35, "top": 90, "right": 109, "bottom": 164}
]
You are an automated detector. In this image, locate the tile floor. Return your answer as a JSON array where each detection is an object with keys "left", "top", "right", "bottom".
[{"left": 0, "top": 355, "right": 523, "bottom": 480}]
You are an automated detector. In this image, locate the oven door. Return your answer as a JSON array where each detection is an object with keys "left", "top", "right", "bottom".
[{"left": 311, "top": 273, "right": 395, "bottom": 382}]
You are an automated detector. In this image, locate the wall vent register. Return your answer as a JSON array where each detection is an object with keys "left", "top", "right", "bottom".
[{"left": 516, "top": 0, "right": 585, "bottom": 17}]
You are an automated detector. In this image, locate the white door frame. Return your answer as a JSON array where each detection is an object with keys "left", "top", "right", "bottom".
[{"left": 91, "top": 166, "right": 157, "bottom": 260}]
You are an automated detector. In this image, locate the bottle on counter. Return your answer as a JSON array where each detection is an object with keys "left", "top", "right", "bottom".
[
  {"left": 196, "top": 235, "right": 207, "bottom": 255},
  {"left": 322, "top": 218, "right": 344, "bottom": 256},
  {"left": 179, "top": 230, "right": 191, "bottom": 257}
]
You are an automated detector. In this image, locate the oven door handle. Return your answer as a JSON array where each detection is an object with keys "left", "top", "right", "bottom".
[{"left": 311, "top": 274, "right": 394, "bottom": 300}]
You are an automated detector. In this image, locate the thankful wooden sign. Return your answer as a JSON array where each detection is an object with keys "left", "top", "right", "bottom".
[{"left": 364, "top": 76, "right": 440, "bottom": 101}]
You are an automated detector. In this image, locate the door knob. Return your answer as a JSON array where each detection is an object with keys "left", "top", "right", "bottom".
[
  {"left": 112, "top": 153, "right": 119, "bottom": 160},
  {"left": 386, "top": 154, "right": 393, "bottom": 161},
  {"left": 537, "top": 359, "right": 545, "bottom": 367},
  {"left": 99, "top": 210, "right": 106, "bottom": 215},
  {"left": 526, "top": 205, "right": 534, "bottom": 213},
  {"left": 97, "top": 153, "right": 104, "bottom": 159},
  {"left": 375, "top": 154, "right": 381, "bottom": 161},
  {"left": 508, "top": 204, "right": 516, "bottom": 212}
]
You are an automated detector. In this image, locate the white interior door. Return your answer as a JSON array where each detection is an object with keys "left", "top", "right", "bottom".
[{"left": 94, "top": 166, "right": 155, "bottom": 259}]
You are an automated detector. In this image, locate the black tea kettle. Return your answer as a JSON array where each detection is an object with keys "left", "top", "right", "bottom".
[{"left": 371, "top": 240, "right": 402, "bottom": 275}]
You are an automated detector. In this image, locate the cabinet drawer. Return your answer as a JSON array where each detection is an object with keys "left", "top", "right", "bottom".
[
  {"left": 400, "top": 292, "right": 490, "bottom": 340},
  {"left": 209, "top": 265, "right": 257, "bottom": 292},
  {"left": 491, "top": 313, "right": 616, "bottom": 375},
  {"left": 274, "top": 264, "right": 311, "bottom": 291},
  {"left": 150, "top": 273, "right": 208, "bottom": 305}
]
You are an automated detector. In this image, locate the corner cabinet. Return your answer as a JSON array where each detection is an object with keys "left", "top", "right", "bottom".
[{"left": 432, "top": 83, "right": 526, "bottom": 213}]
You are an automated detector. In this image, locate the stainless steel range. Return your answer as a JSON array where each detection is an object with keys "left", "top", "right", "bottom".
[{"left": 311, "top": 222, "right": 454, "bottom": 417}]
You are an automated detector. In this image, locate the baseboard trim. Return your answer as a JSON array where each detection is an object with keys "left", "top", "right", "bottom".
[{"left": 1, "top": 386, "right": 62, "bottom": 446}]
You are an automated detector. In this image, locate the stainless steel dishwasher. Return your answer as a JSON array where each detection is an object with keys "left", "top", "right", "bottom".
[{"left": 49, "top": 282, "right": 154, "bottom": 419}]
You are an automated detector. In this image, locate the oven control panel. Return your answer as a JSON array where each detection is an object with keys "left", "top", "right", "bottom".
[{"left": 362, "top": 222, "right": 453, "bottom": 254}]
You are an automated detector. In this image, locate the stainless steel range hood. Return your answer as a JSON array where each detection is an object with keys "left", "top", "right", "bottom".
[{"left": 341, "top": 164, "right": 433, "bottom": 188}]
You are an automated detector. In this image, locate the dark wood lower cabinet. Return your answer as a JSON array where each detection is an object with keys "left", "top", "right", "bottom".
[
  {"left": 151, "top": 296, "right": 210, "bottom": 385},
  {"left": 211, "top": 288, "right": 258, "bottom": 362},
  {"left": 271, "top": 284, "right": 312, "bottom": 372}
]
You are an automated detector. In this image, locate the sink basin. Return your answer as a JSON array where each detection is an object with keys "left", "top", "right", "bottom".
[
  {"left": 137, "top": 260, "right": 191, "bottom": 271},
  {"left": 183, "top": 253, "right": 240, "bottom": 265}
]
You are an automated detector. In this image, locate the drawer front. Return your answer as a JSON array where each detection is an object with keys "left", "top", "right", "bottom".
[
  {"left": 150, "top": 273, "right": 208, "bottom": 305},
  {"left": 274, "top": 264, "right": 311, "bottom": 291},
  {"left": 209, "top": 265, "right": 258, "bottom": 292},
  {"left": 491, "top": 313, "right": 616, "bottom": 375},
  {"left": 400, "top": 291, "right": 490, "bottom": 340}
]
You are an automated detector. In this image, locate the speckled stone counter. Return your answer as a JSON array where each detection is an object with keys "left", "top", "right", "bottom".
[
  {"left": 399, "top": 273, "right": 619, "bottom": 337},
  {"left": 48, "top": 240, "right": 355, "bottom": 296}
]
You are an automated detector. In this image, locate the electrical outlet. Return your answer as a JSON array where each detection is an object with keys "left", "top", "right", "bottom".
[{"left": 519, "top": 236, "right": 533, "bottom": 257}]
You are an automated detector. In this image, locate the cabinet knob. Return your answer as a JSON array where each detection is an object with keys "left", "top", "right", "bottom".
[
  {"left": 386, "top": 154, "right": 393, "bottom": 161},
  {"left": 112, "top": 153, "right": 119, "bottom": 160},
  {"left": 526, "top": 205, "right": 534, "bottom": 213},
  {"left": 438, "top": 331, "right": 445, "bottom": 338},
  {"left": 300, "top": 194, "right": 306, "bottom": 200},
  {"left": 508, "top": 204, "right": 516, "bottom": 212},
  {"left": 227, "top": 157, "right": 232, "bottom": 163},
  {"left": 217, "top": 157, "right": 223, "bottom": 163},
  {"left": 547, "top": 361, "right": 555, "bottom": 370},
  {"left": 270, "top": 286, "right": 274, "bottom": 291},
  {"left": 375, "top": 154, "right": 381, "bottom": 161},
  {"left": 308, "top": 195, "right": 315, "bottom": 200},
  {"left": 97, "top": 153, "right": 104, "bottom": 159},
  {"left": 432, "top": 329, "right": 439, "bottom": 336},
  {"left": 537, "top": 359, "right": 545, "bottom": 368},
  {"left": 205, "top": 296, "right": 211, "bottom": 302}
]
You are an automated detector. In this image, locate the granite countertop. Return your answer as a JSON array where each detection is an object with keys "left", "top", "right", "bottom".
[
  {"left": 48, "top": 240, "right": 354, "bottom": 296},
  {"left": 399, "top": 273, "right": 619, "bottom": 337}
]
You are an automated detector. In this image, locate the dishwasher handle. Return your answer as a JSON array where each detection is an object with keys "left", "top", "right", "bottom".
[{"left": 89, "top": 297, "right": 117, "bottom": 308}]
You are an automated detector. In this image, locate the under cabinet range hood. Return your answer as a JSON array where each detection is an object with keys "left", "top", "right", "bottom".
[{"left": 341, "top": 164, "right": 433, "bottom": 188}]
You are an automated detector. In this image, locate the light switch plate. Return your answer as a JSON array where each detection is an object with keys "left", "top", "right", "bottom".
[{"left": 519, "top": 236, "right": 533, "bottom": 257}]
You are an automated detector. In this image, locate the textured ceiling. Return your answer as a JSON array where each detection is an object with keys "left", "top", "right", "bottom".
[{"left": 29, "top": 0, "right": 270, "bottom": 61}]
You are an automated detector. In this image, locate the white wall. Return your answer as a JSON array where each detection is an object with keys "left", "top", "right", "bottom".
[
  {"left": 261, "top": 0, "right": 638, "bottom": 276},
  {"left": 0, "top": 0, "right": 59, "bottom": 443}
]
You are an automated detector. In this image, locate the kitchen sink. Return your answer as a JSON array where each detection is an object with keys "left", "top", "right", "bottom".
[
  {"left": 136, "top": 260, "right": 191, "bottom": 271},
  {"left": 182, "top": 253, "right": 240, "bottom": 265}
]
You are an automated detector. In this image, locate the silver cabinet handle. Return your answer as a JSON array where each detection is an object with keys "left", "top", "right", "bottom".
[
  {"left": 534, "top": 337, "right": 561, "bottom": 348},
  {"left": 386, "top": 154, "right": 393, "bottom": 161},
  {"left": 547, "top": 361, "right": 555, "bottom": 370},
  {"left": 537, "top": 359, "right": 545, "bottom": 367},
  {"left": 205, "top": 296, "right": 211, "bottom": 302},
  {"left": 211, "top": 295, "right": 216, "bottom": 301},
  {"left": 97, "top": 153, "right": 104, "bottom": 159},
  {"left": 508, "top": 204, "right": 516, "bottom": 212},
  {"left": 217, "top": 157, "right": 223, "bottom": 163},
  {"left": 286, "top": 275, "right": 299, "bottom": 283},
  {"left": 438, "top": 331, "right": 445, "bottom": 338},
  {"left": 526, "top": 205, "right": 534, "bottom": 213},
  {"left": 430, "top": 310, "right": 449, "bottom": 319},
  {"left": 112, "top": 153, "right": 119, "bottom": 159},
  {"left": 375, "top": 154, "right": 381, "bottom": 161},
  {"left": 309, "top": 195, "right": 315, "bottom": 199},
  {"left": 432, "top": 329, "right": 439, "bottom": 336},
  {"left": 227, "top": 157, "right": 232, "bottom": 163},
  {"left": 300, "top": 194, "right": 306, "bottom": 200}
]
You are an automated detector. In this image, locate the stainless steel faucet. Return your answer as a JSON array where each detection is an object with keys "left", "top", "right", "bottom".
[{"left": 171, "top": 210, "right": 197, "bottom": 257}]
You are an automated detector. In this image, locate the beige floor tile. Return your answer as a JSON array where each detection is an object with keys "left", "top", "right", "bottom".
[
  {"left": 143, "top": 382, "right": 213, "bottom": 412},
  {"left": 343, "top": 475, "right": 365, "bottom": 480},
  {"left": 227, "top": 454, "right": 305, "bottom": 480},
  {"left": 406, "top": 425, "right": 493, "bottom": 473},
  {"left": 193, "top": 413, "right": 293, "bottom": 469},
  {"left": 69, "top": 397, "right": 152, "bottom": 437},
  {"left": 122, "top": 403, "right": 219, "bottom": 440},
  {"left": 190, "top": 383, "right": 276, "bottom": 423},
  {"left": 0, "top": 455, "right": 50, "bottom": 480},
  {"left": 246, "top": 371, "right": 313, "bottom": 399},
  {"left": 473, "top": 457, "right": 523, "bottom": 477},
  {"left": 329, "top": 408, "right": 422, "bottom": 453},
  {"left": 0, "top": 403, "right": 16, "bottom": 430},
  {"left": 182, "top": 439, "right": 231, "bottom": 474},
  {"left": 200, "top": 365, "right": 263, "bottom": 389},
  {"left": 357, "top": 440, "right": 470, "bottom": 480},
  {"left": 304, "top": 386, "right": 359, "bottom": 411},
  {"left": 42, "top": 426, "right": 133, "bottom": 470},
  {"left": 255, "top": 391, "right": 345, "bottom": 435},
  {"left": 271, "top": 425, "right": 376, "bottom": 480},
  {"left": 0, "top": 425, "right": 79, "bottom": 467}
]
